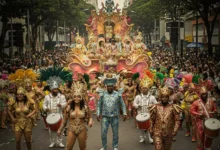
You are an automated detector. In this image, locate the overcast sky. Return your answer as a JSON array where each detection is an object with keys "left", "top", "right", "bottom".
[{"left": 98, "top": 0, "right": 125, "bottom": 10}]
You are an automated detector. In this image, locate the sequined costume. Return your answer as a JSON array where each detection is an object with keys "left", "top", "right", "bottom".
[
  {"left": 133, "top": 94, "right": 157, "bottom": 143},
  {"left": 59, "top": 105, "right": 91, "bottom": 150},
  {"left": 97, "top": 90, "right": 127, "bottom": 149},
  {"left": 149, "top": 104, "right": 181, "bottom": 150},
  {"left": 190, "top": 98, "right": 217, "bottom": 150},
  {"left": 67, "top": 106, "right": 91, "bottom": 135},
  {"left": 181, "top": 88, "right": 199, "bottom": 139},
  {"left": 9, "top": 99, "right": 36, "bottom": 132}
]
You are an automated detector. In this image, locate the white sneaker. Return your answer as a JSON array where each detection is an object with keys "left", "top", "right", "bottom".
[
  {"left": 59, "top": 143, "right": 65, "bottom": 148},
  {"left": 49, "top": 143, "right": 55, "bottom": 148},
  {"left": 100, "top": 148, "right": 106, "bottom": 150},
  {"left": 149, "top": 138, "right": 153, "bottom": 144},
  {"left": 113, "top": 148, "right": 118, "bottom": 150},
  {"left": 139, "top": 136, "right": 145, "bottom": 143}
]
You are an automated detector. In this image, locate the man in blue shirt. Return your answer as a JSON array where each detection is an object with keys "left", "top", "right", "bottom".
[{"left": 97, "top": 74, "right": 127, "bottom": 150}]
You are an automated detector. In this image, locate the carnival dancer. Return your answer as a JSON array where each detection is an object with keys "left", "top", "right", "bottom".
[
  {"left": 181, "top": 83, "right": 199, "bottom": 141},
  {"left": 149, "top": 86, "right": 181, "bottom": 150},
  {"left": 124, "top": 72, "right": 137, "bottom": 119},
  {"left": 40, "top": 67, "right": 72, "bottom": 148},
  {"left": 122, "top": 35, "right": 133, "bottom": 54},
  {"left": 133, "top": 32, "right": 147, "bottom": 54},
  {"left": 8, "top": 87, "right": 36, "bottom": 150},
  {"left": 34, "top": 80, "right": 46, "bottom": 120},
  {"left": 6, "top": 83, "right": 17, "bottom": 129},
  {"left": 190, "top": 86, "right": 217, "bottom": 150},
  {"left": 0, "top": 79, "right": 9, "bottom": 129},
  {"left": 133, "top": 75, "right": 157, "bottom": 144},
  {"left": 25, "top": 79, "right": 45, "bottom": 127},
  {"left": 57, "top": 82, "right": 93, "bottom": 150},
  {"left": 97, "top": 74, "right": 127, "bottom": 150}
]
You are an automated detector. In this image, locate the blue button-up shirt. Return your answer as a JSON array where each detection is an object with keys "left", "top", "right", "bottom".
[{"left": 97, "top": 90, "right": 127, "bottom": 117}]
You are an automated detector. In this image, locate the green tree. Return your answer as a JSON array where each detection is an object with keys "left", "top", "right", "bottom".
[
  {"left": 127, "top": 0, "right": 160, "bottom": 44},
  {"left": 182, "top": 0, "right": 220, "bottom": 57},
  {"left": 64, "top": 0, "right": 95, "bottom": 44}
]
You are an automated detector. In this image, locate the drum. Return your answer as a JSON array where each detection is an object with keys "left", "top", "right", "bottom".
[
  {"left": 204, "top": 118, "right": 220, "bottom": 138},
  {"left": 46, "top": 113, "right": 62, "bottom": 131},
  {"left": 136, "top": 113, "right": 150, "bottom": 130}
]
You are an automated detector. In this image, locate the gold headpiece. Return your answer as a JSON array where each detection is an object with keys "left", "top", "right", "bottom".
[
  {"left": 72, "top": 82, "right": 83, "bottom": 97},
  {"left": 189, "top": 83, "right": 195, "bottom": 89},
  {"left": 160, "top": 86, "right": 170, "bottom": 96},
  {"left": 140, "top": 76, "right": 153, "bottom": 88},
  {"left": 75, "top": 33, "right": 83, "bottom": 42},
  {"left": 123, "top": 35, "right": 131, "bottom": 41},
  {"left": 17, "top": 86, "right": 27, "bottom": 95},
  {"left": 98, "top": 37, "right": 105, "bottom": 43},
  {"left": 200, "top": 86, "right": 208, "bottom": 94},
  {"left": 89, "top": 33, "right": 96, "bottom": 40},
  {"left": 135, "top": 32, "right": 143, "bottom": 40},
  {"left": 8, "top": 69, "right": 38, "bottom": 87}
]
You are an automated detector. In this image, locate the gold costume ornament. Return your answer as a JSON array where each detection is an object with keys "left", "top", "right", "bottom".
[
  {"left": 160, "top": 86, "right": 170, "bottom": 96},
  {"left": 72, "top": 82, "right": 84, "bottom": 97},
  {"left": 199, "top": 86, "right": 208, "bottom": 94},
  {"left": 75, "top": 33, "right": 83, "bottom": 42},
  {"left": 135, "top": 32, "right": 143, "bottom": 41},
  {"left": 189, "top": 83, "right": 195, "bottom": 89},
  {"left": 140, "top": 75, "right": 153, "bottom": 89},
  {"left": 17, "top": 87, "right": 27, "bottom": 95}
]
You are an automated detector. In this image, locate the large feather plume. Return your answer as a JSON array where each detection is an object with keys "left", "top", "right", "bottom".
[
  {"left": 39, "top": 66, "right": 72, "bottom": 82},
  {"left": 8, "top": 69, "right": 38, "bottom": 86}
]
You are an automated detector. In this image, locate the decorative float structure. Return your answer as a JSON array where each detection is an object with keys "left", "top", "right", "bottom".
[{"left": 67, "top": 0, "right": 151, "bottom": 79}]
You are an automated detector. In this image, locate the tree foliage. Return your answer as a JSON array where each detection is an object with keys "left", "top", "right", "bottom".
[{"left": 181, "top": 0, "right": 220, "bottom": 57}]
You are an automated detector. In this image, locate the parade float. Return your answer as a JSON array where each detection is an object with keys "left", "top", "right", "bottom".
[{"left": 67, "top": 0, "right": 151, "bottom": 79}]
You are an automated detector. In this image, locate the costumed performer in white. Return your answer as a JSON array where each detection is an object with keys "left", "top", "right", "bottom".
[
  {"left": 40, "top": 67, "right": 72, "bottom": 148},
  {"left": 133, "top": 75, "right": 157, "bottom": 144}
]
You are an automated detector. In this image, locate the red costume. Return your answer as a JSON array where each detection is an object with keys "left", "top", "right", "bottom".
[{"left": 190, "top": 87, "right": 217, "bottom": 150}]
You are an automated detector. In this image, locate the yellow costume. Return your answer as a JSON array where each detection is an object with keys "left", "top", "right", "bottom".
[
  {"left": 9, "top": 97, "right": 35, "bottom": 132},
  {"left": 181, "top": 83, "right": 199, "bottom": 141}
]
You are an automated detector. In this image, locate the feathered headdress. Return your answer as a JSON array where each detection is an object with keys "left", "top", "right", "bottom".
[
  {"left": 132, "top": 73, "right": 140, "bottom": 81},
  {"left": 165, "top": 78, "right": 176, "bottom": 89},
  {"left": 83, "top": 73, "right": 90, "bottom": 89},
  {"left": 140, "top": 75, "right": 153, "bottom": 88},
  {"left": 39, "top": 66, "right": 72, "bottom": 90},
  {"left": 8, "top": 69, "right": 38, "bottom": 87},
  {"left": 72, "top": 82, "right": 84, "bottom": 97}
]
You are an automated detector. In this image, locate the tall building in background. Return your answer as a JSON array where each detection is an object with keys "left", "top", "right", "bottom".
[{"left": 85, "top": 0, "right": 99, "bottom": 12}]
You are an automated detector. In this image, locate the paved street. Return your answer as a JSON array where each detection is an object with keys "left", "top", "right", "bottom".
[{"left": 0, "top": 115, "right": 219, "bottom": 150}]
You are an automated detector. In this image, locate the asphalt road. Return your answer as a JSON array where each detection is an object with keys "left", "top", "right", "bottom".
[{"left": 0, "top": 115, "right": 219, "bottom": 150}]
